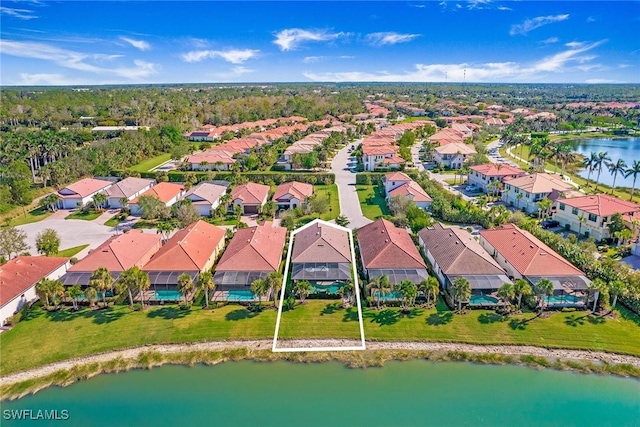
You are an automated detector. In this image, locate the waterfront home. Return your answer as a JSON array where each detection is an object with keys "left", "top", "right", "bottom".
[
  {"left": 128, "top": 182, "right": 185, "bottom": 216},
  {"left": 213, "top": 222, "right": 287, "bottom": 301},
  {"left": 418, "top": 224, "right": 511, "bottom": 307},
  {"left": 553, "top": 194, "right": 640, "bottom": 241},
  {"left": 184, "top": 182, "right": 228, "bottom": 216},
  {"left": 467, "top": 164, "right": 526, "bottom": 193},
  {"left": 230, "top": 182, "right": 270, "bottom": 214},
  {"left": 502, "top": 173, "right": 573, "bottom": 214},
  {"left": 142, "top": 221, "right": 226, "bottom": 301},
  {"left": 357, "top": 219, "right": 428, "bottom": 285},
  {"left": 106, "top": 177, "right": 155, "bottom": 208},
  {"left": 56, "top": 177, "right": 114, "bottom": 209},
  {"left": 291, "top": 219, "right": 352, "bottom": 295},
  {"left": 60, "top": 230, "right": 162, "bottom": 288},
  {"left": 272, "top": 181, "right": 314, "bottom": 210},
  {"left": 479, "top": 224, "right": 592, "bottom": 308},
  {"left": 433, "top": 143, "right": 476, "bottom": 169},
  {"left": 0, "top": 256, "right": 70, "bottom": 326}
]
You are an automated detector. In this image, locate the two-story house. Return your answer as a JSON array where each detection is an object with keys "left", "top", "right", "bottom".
[
  {"left": 467, "top": 164, "right": 526, "bottom": 193},
  {"left": 433, "top": 142, "right": 476, "bottom": 169},
  {"left": 502, "top": 173, "right": 573, "bottom": 214}
]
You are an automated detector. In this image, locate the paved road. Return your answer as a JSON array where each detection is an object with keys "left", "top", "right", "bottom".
[{"left": 331, "top": 143, "right": 371, "bottom": 229}]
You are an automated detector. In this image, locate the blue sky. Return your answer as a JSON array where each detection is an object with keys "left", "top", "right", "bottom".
[{"left": 0, "top": 1, "right": 638, "bottom": 85}]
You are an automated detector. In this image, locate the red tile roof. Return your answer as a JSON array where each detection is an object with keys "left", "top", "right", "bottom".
[
  {"left": 273, "top": 181, "right": 313, "bottom": 203},
  {"left": 555, "top": 194, "right": 640, "bottom": 217},
  {"left": 143, "top": 220, "right": 225, "bottom": 272},
  {"left": 358, "top": 219, "right": 425, "bottom": 269},
  {"left": 292, "top": 221, "right": 351, "bottom": 263},
  {"left": 216, "top": 223, "right": 287, "bottom": 272},
  {"left": 384, "top": 172, "right": 412, "bottom": 182},
  {"left": 130, "top": 182, "right": 184, "bottom": 204},
  {"left": 1, "top": 256, "right": 69, "bottom": 306},
  {"left": 231, "top": 182, "right": 270, "bottom": 205},
  {"left": 503, "top": 173, "right": 572, "bottom": 194},
  {"left": 58, "top": 178, "right": 112, "bottom": 199},
  {"left": 389, "top": 181, "right": 432, "bottom": 203},
  {"left": 69, "top": 230, "right": 162, "bottom": 273},
  {"left": 479, "top": 224, "right": 584, "bottom": 276},
  {"left": 469, "top": 163, "right": 525, "bottom": 177}
]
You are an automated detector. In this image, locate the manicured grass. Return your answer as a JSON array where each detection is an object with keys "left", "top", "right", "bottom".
[
  {"left": 55, "top": 244, "right": 90, "bottom": 258},
  {"left": 103, "top": 215, "right": 122, "bottom": 227},
  {"left": 132, "top": 219, "right": 158, "bottom": 229},
  {"left": 295, "top": 184, "right": 340, "bottom": 224},
  {"left": 276, "top": 301, "right": 361, "bottom": 340},
  {"left": 65, "top": 210, "right": 102, "bottom": 221},
  {"left": 7, "top": 207, "right": 52, "bottom": 227},
  {"left": 356, "top": 184, "right": 390, "bottom": 220},
  {"left": 209, "top": 216, "right": 240, "bottom": 226},
  {"left": 0, "top": 187, "right": 55, "bottom": 223},
  {"left": 129, "top": 153, "right": 171, "bottom": 172}
]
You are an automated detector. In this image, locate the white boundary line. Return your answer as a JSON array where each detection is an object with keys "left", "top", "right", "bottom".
[{"left": 272, "top": 218, "right": 366, "bottom": 352}]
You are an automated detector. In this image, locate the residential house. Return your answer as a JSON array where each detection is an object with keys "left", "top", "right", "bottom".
[
  {"left": 479, "top": 224, "right": 592, "bottom": 307},
  {"left": 60, "top": 230, "right": 163, "bottom": 287},
  {"left": 213, "top": 222, "right": 287, "bottom": 301},
  {"left": 383, "top": 172, "right": 432, "bottom": 209},
  {"left": 56, "top": 178, "right": 114, "bottom": 209},
  {"left": 0, "top": 256, "right": 70, "bottom": 326},
  {"left": 553, "top": 194, "right": 640, "bottom": 240},
  {"left": 186, "top": 150, "right": 236, "bottom": 171},
  {"left": 291, "top": 220, "right": 353, "bottom": 295},
  {"left": 143, "top": 220, "right": 226, "bottom": 300},
  {"left": 418, "top": 224, "right": 511, "bottom": 307},
  {"left": 106, "top": 177, "right": 155, "bottom": 208},
  {"left": 502, "top": 173, "right": 573, "bottom": 214},
  {"left": 433, "top": 143, "right": 476, "bottom": 169},
  {"left": 467, "top": 163, "right": 526, "bottom": 193},
  {"left": 383, "top": 172, "right": 413, "bottom": 195},
  {"left": 362, "top": 144, "right": 403, "bottom": 171},
  {"left": 357, "top": 219, "right": 428, "bottom": 286},
  {"left": 230, "top": 182, "right": 270, "bottom": 214},
  {"left": 272, "top": 181, "right": 314, "bottom": 210},
  {"left": 129, "top": 182, "right": 185, "bottom": 216},
  {"left": 184, "top": 182, "right": 228, "bottom": 216}
]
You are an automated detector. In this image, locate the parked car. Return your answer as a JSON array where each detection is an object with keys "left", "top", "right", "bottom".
[
  {"left": 541, "top": 220, "right": 560, "bottom": 229},
  {"left": 465, "top": 185, "right": 477, "bottom": 192}
]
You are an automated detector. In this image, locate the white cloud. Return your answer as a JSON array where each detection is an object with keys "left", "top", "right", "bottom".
[
  {"left": 181, "top": 48, "right": 259, "bottom": 64},
  {"left": 497, "top": 6, "right": 512, "bottom": 11},
  {"left": 366, "top": 32, "right": 420, "bottom": 46},
  {"left": 210, "top": 66, "right": 255, "bottom": 81},
  {"left": 510, "top": 14, "right": 570, "bottom": 36},
  {"left": 467, "top": 0, "right": 492, "bottom": 10},
  {"left": 120, "top": 36, "right": 151, "bottom": 51},
  {"left": 585, "top": 79, "right": 624, "bottom": 84},
  {"left": 541, "top": 37, "right": 559, "bottom": 44},
  {"left": 0, "top": 6, "right": 37, "bottom": 20},
  {"left": 410, "top": 4, "right": 426, "bottom": 8},
  {"left": 303, "top": 55, "right": 354, "bottom": 64},
  {"left": 0, "top": 40, "right": 158, "bottom": 80},
  {"left": 273, "top": 28, "right": 347, "bottom": 51},
  {"left": 16, "top": 73, "right": 80, "bottom": 85}
]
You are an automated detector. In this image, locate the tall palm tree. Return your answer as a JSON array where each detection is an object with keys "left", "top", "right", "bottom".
[
  {"left": 337, "top": 281, "right": 355, "bottom": 307},
  {"left": 534, "top": 279, "right": 554, "bottom": 314},
  {"left": 396, "top": 280, "right": 417, "bottom": 312},
  {"left": 607, "top": 159, "right": 627, "bottom": 193},
  {"left": 593, "top": 151, "right": 611, "bottom": 192},
  {"left": 577, "top": 214, "right": 587, "bottom": 236},
  {"left": 513, "top": 279, "right": 532, "bottom": 311},
  {"left": 85, "top": 286, "right": 98, "bottom": 307},
  {"left": 35, "top": 279, "right": 52, "bottom": 309},
  {"left": 608, "top": 280, "right": 628, "bottom": 312},
  {"left": 451, "top": 277, "right": 471, "bottom": 311},
  {"left": 293, "top": 280, "right": 312, "bottom": 304},
  {"left": 537, "top": 197, "right": 552, "bottom": 220},
  {"left": 119, "top": 266, "right": 150, "bottom": 309},
  {"left": 92, "top": 192, "right": 107, "bottom": 212},
  {"left": 177, "top": 273, "right": 194, "bottom": 305},
  {"left": 367, "top": 276, "right": 382, "bottom": 309},
  {"left": 266, "top": 271, "right": 283, "bottom": 308},
  {"left": 196, "top": 271, "right": 214, "bottom": 308},
  {"left": 89, "top": 267, "right": 112, "bottom": 308},
  {"left": 66, "top": 285, "right": 83, "bottom": 311},
  {"left": 498, "top": 282, "right": 515, "bottom": 310},
  {"left": 582, "top": 152, "right": 598, "bottom": 187},
  {"left": 378, "top": 275, "right": 393, "bottom": 304},
  {"left": 624, "top": 160, "right": 640, "bottom": 201},
  {"left": 250, "top": 278, "right": 269, "bottom": 309},
  {"left": 156, "top": 220, "right": 175, "bottom": 243}
]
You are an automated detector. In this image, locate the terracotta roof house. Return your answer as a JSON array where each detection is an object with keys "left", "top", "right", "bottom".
[
  {"left": 106, "top": 177, "right": 155, "bottom": 208},
  {"left": 383, "top": 172, "right": 413, "bottom": 195},
  {"left": 56, "top": 177, "right": 114, "bottom": 209},
  {"left": 418, "top": 224, "right": 510, "bottom": 306},
  {"left": 213, "top": 222, "right": 287, "bottom": 301},
  {"left": 357, "top": 219, "right": 428, "bottom": 285},
  {"left": 502, "top": 173, "right": 573, "bottom": 214},
  {"left": 467, "top": 164, "right": 526, "bottom": 194},
  {"left": 230, "top": 182, "right": 270, "bottom": 214},
  {"left": 362, "top": 143, "right": 403, "bottom": 171},
  {"left": 291, "top": 220, "right": 353, "bottom": 294},
  {"left": 479, "top": 224, "right": 592, "bottom": 307},
  {"left": 433, "top": 143, "right": 477, "bottom": 169},
  {"left": 142, "top": 221, "right": 226, "bottom": 300},
  {"left": 184, "top": 182, "right": 228, "bottom": 216},
  {"left": 60, "top": 230, "right": 163, "bottom": 287},
  {"left": 388, "top": 180, "right": 432, "bottom": 209},
  {"left": 129, "top": 182, "right": 185, "bottom": 216},
  {"left": 553, "top": 194, "right": 640, "bottom": 241},
  {"left": 1, "top": 256, "right": 70, "bottom": 326},
  {"left": 272, "top": 181, "right": 314, "bottom": 210},
  {"left": 186, "top": 150, "right": 236, "bottom": 171}
]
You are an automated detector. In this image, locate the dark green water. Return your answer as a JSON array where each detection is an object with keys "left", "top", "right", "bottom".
[{"left": 3, "top": 361, "right": 639, "bottom": 427}]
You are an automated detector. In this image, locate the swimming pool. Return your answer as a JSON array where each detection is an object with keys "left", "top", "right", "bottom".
[
  {"left": 546, "top": 294, "right": 583, "bottom": 305},
  {"left": 373, "top": 290, "right": 402, "bottom": 300},
  {"left": 470, "top": 294, "right": 499, "bottom": 305},
  {"left": 311, "top": 284, "right": 341, "bottom": 295},
  {"left": 226, "top": 290, "right": 257, "bottom": 301},
  {"left": 153, "top": 290, "right": 182, "bottom": 301}
]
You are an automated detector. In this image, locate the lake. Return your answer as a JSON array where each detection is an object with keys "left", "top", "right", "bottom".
[
  {"left": 3, "top": 361, "right": 639, "bottom": 426},
  {"left": 572, "top": 137, "right": 640, "bottom": 188}
]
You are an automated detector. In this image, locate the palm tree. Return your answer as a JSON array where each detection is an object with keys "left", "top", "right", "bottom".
[
  {"left": 608, "top": 280, "right": 627, "bottom": 312},
  {"left": 582, "top": 152, "right": 598, "bottom": 187},
  {"left": 293, "top": 280, "right": 312, "bottom": 304},
  {"left": 451, "top": 277, "right": 471, "bottom": 311},
  {"left": 616, "top": 229, "right": 633, "bottom": 247},
  {"left": 558, "top": 146, "right": 576, "bottom": 177},
  {"left": 607, "top": 159, "right": 627, "bottom": 193},
  {"left": 515, "top": 192, "right": 523, "bottom": 209},
  {"left": 577, "top": 214, "right": 587, "bottom": 236},
  {"left": 115, "top": 273, "right": 136, "bottom": 307},
  {"left": 367, "top": 276, "right": 382, "bottom": 309},
  {"left": 66, "top": 285, "right": 83, "bottom": 310},
  {"left": 537, "top": 197, "right": 552, "bottom": 220},
  {"left": 89, "top": 267, "right": 112, "bottom": 308},
  {"left": 251, "top": 278, "right": 269, "bottom": 309},
  {"left": 177, "top": 273, "right": 194, "bottom": 305},
  {"left": 119, "top": 266, "right": 150, "bottom": 309},
  {"left": 196, "top": 271, "right": 214, "bottom": 308},
  {"left": 35, "top": 279, "right": 52, "bottom": 309},
  {"left": 156, "top": 221, "right": 175, "bottom": 243},
  {"left": 534, "top": 278, "right": 554, "bottom": 314},
  {"left": 337, "top": 281, "right": 354, "bottom": 307},
  {"left": 396, "top": 280, "right": 417, "bottom": 312},
  {"left": 335, "top": 215, "right": 350, "bottom": 227},
  {"left": 593, "top": 151, "right": 611, "bottom": 192},
  {"left": 92, "top": 192, "right": 107, "bottom": 212},
  {"left": 624, "top": 160, "right": 640, "bottom": 201},
  {"left": 588, "top": 278, "right": 605, "bottom": 312},
  {"left": 84, "top": 286, "right": 98, "bottom": 307},
  {"left": 513, "top": 278, "right": 532, "bottom": 311},
  {"left": 378, "top": 275, "right": 393, "bottom": 304},
  {"left": 419, "top": 277, "right": 439, "bottom": 306},
  {"left": 266, "top": 271, "right": 283, "bottom": 308},
  {"left": 497, "top": 282, "right": 515, "bottom": 310}
]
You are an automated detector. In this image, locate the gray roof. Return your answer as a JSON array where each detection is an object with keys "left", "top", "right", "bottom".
[
  {"left": 106, "top": 177, "right": 155, "bottom": 199},
  {"left": 291, "top": 262, "right": 351, "bottom": 281},
  {"left": 368, "top": 268, "right": 429, "bottom": 285},
  {"left": 292, "top": 222, "right": 351, "bottom": 264},
  {"left": 447, "top": 274, "right": 512, "bottom": 290}
]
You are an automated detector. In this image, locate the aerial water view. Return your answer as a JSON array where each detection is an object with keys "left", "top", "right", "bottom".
[{"left": 1, "top": 1, "right": 640, "bottom": 426}]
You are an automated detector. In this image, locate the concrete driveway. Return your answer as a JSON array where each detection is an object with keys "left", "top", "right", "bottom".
[{"left": 330, "top": 142, "right": 371, "bottom": 229}]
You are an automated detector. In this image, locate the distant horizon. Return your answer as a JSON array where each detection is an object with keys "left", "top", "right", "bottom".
[{"left": 1, "top": 1, "right": 638, "bottom": 85}]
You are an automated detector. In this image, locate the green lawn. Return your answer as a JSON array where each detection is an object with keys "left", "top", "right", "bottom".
[
  {"left": 55, "top": 244, "right": 90, "bottom": 258},
  {"left": 103, "top": 215, "right": 122, "bottom": 227},
  {"left": 276, "top": 301, "right": 361, "bottom": 340},
  {"left": 356, "top": 185, "right": 390, "bottom": 220},
  {"left": 129, "top": 153, "right": 171, "bottom": 173},
  {"left": 7, "top": 207, "right": 52, "bottom": 227},
  {"left": 132, "top": 219, "right": 158, "bottom": 229},
  {"left": 65, "top": 210, "right": 102, "bottom": 221},
  {"left": 208, "top": 215, "right": 239, "bottom": 226},
  {"left": 295, "top": 184, "right": 340, "bottom": 224}
]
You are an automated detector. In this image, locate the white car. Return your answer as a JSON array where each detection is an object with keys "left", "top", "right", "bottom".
[{"left": 465, "top": 185, "right": 477, "bottom": 192}]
